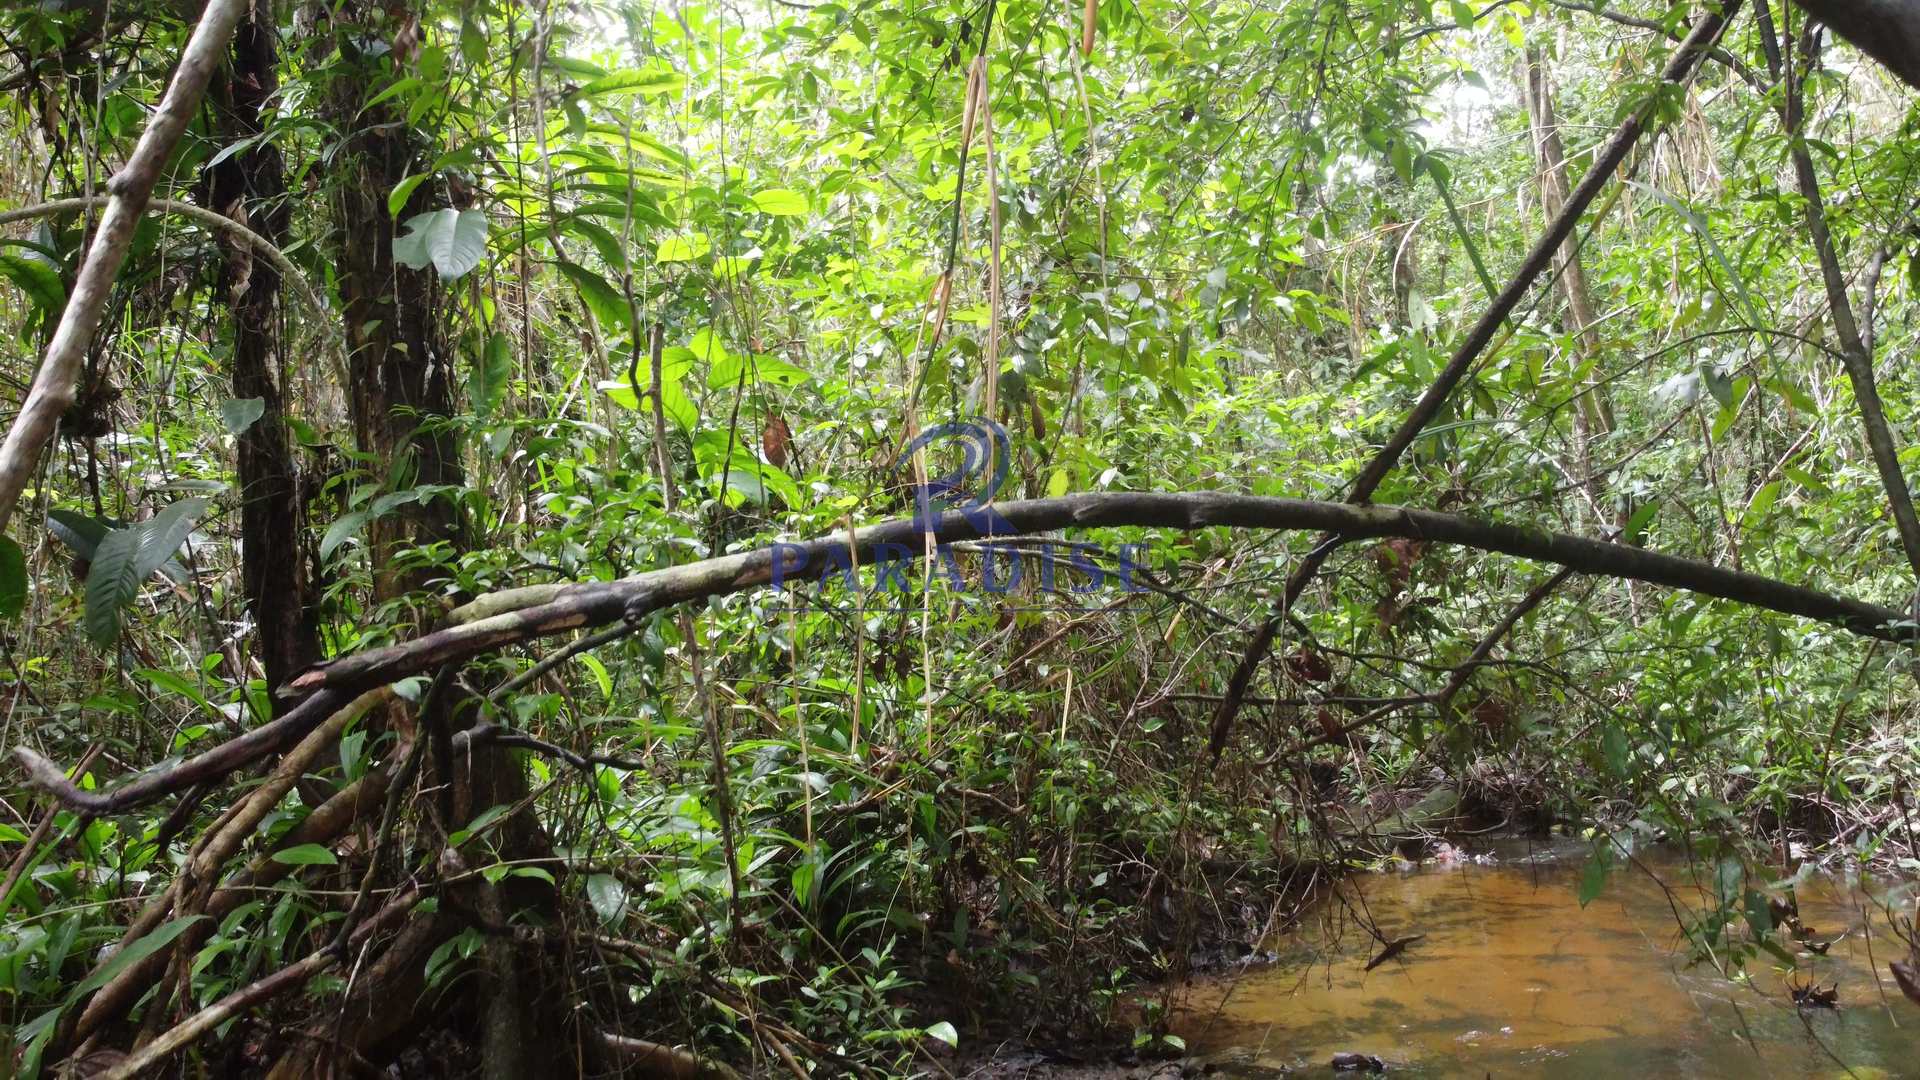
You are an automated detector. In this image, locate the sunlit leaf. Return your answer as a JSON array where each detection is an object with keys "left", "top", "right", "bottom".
[
  {"left": 750, "top": 188, "right": 809, "bottom": 216},
  {"left": 655, "top": 233, "right": 711, "bottom": 262},
  {"left": 393, "top": 208, "right": 489, "bottom": 280}
]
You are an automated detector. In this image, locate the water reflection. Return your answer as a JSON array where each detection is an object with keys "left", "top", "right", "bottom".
[{"left": 1179, "top": 839, "right": 1918, "bottom": 1078}]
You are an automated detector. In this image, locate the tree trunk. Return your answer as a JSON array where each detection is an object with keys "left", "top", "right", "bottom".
[
  {"left": 1518, "top": 44, "right": 1615, "bottom": 479},
  {"left": 289, "top": 7, "right": 562, "bottom": 1074},
  {"left": 327, "top": 64, "right": 464, "bottom": 606},
  {"left": 204, "top": 5, "right": 319, "bottom": 696},
  {"left": 1755, "top": 2, "right": 1920, "bottom": 585}
]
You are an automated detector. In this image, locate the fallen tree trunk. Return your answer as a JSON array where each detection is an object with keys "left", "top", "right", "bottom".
[{"left": 15, "top": 491, "right": 1917, "bottom": 814}]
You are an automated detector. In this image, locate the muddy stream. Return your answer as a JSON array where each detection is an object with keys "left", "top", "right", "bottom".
[{"left": 1177, "top": 839, "right": 1919, "bottom": 1078}]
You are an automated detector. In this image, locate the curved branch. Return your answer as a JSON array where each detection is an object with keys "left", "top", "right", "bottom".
[
  {"left": 0, "top": 0, "right": 251, "bottom": 535},
  {"left": 1540, "top": 0, "right": 1764, "bottom": 88},
  {"left": 0, "top": 196, "right": 347, "bottom": 385},
  {"left": 94, "top": 887, "right": 421, "bottom": 1080},
  {"left": 0, "top": 198, "right": 324, "bottom": 320},
  {"left": 14, "top": 492, "right": 1914, "bottom": 814}
]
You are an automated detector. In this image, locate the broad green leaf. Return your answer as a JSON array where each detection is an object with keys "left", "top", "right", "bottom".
[
  {"left": 0, "top": 252, "right": 64, "bottom": 313},
  {"left": 715, "top": 462, "right": 801, "bottom": 507},
  {"left": 924, "top": 1021, "right": 959, "bottom": 1048},
  {"left": 656, "top": 232, "right": 711, "bottom": 262},
  {"left": 202, "top": 133, "right": 260, "bottom": 171},
  {"left": 387, "top": 173, "right": 430, "bottom": 218},
  {"left": 660, "top": 380, "right": 697, "bottom": 431},
  {"left": 1623, "top": 501, "right": 1659, "bottom": 545},
  {"left": 1742, "top": 480, "right": 1781, "bottom": 528},
  {"left": 687, "top": 331, "right": 728, "bottom": 364},
  {"left": 750, "top": 188, "right": 809, "bottom": 216},
  {"left": 579, "top": 654, "right": 613, "bottom": 701},
  {"left": 708, "top": 353, "right": 809, "bottom": 388},
  {"left": 470, "top": 331, "right": 513, "bottom": 417},
  {"left": 72, "top": 915, "right": 204, "bottom": 999},
  {"left": 46, "top": 509, "right": 109, "bottom": 561},
  {"left": 600, "top": 341, "right": 696, "bottom": 432},
  {"left": 1767, "top": 378, "right": 1818, "bottom": 414},
  {"left": 136, "top": 498, "right": 208, "bottom": 581},
  {"left": 221, "top": 397, "right": 266, "bottom": 435},
  {"left": 82, "top": 499, "right": 209, "bottom": 646},
  {"left": 84, "top": 524, "right": 147, "bottom": 647},
  {"left": 0, "top": 536, "right": 24, "bottom": 619},
  {"left": 135, "top": 668, "right": 215, "bottom": 716},
  {"left": 579, "top": 68, "right": 685, "bottom": 97},
  {"left": 393, "top": 208, "right": 489, "bottom": 280},
  {"left": 270, "top": 843, "right": 339, "bottom": 866},
  {"left": 320, "top": 510, "right": 372, "bottom": 561},
  {"left": 587, "top": 873, "right": 628, "bottom": 925},
  {"left": 557, "top": 261, "right": 633, "bottom": 333},
  {"left": 597, "top": 378, "right": 642, "bottom": 409}
]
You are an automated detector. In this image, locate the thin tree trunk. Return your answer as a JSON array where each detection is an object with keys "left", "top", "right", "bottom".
[
  {"left": 1519, "top": 43, "right": 1616, "bottom": 456},
  {"left": 206, "top": 4, "right": 320, "bottom": 695},
  {"left": 1755, "top": 1, "right": 1920, "bottom": 584}
]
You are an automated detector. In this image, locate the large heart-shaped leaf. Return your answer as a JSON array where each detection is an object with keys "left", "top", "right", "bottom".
[
  {"left": 221, "top": 397, "right": 266, "bottom": 435},
  {"left": 393, "top": 208, "right": 490, "bottom": 280}
]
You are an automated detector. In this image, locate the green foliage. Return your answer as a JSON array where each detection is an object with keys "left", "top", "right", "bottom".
[{"left": 6, "top": 0, "right": 1920, "bottom": 1073}]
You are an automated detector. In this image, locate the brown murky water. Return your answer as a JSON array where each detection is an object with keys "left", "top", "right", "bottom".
[{"left": 1178, "top": 839, "right": 1920, "bottom": 1078}]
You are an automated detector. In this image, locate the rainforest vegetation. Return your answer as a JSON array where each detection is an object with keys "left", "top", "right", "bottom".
[{"left": 2, "top": 0, "right": 1920, "bottom": 1075}]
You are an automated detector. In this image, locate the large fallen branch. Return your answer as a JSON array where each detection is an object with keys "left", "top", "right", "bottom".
[{"left": 14, "top": 492, "right": 1916, "bottom": 814}]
